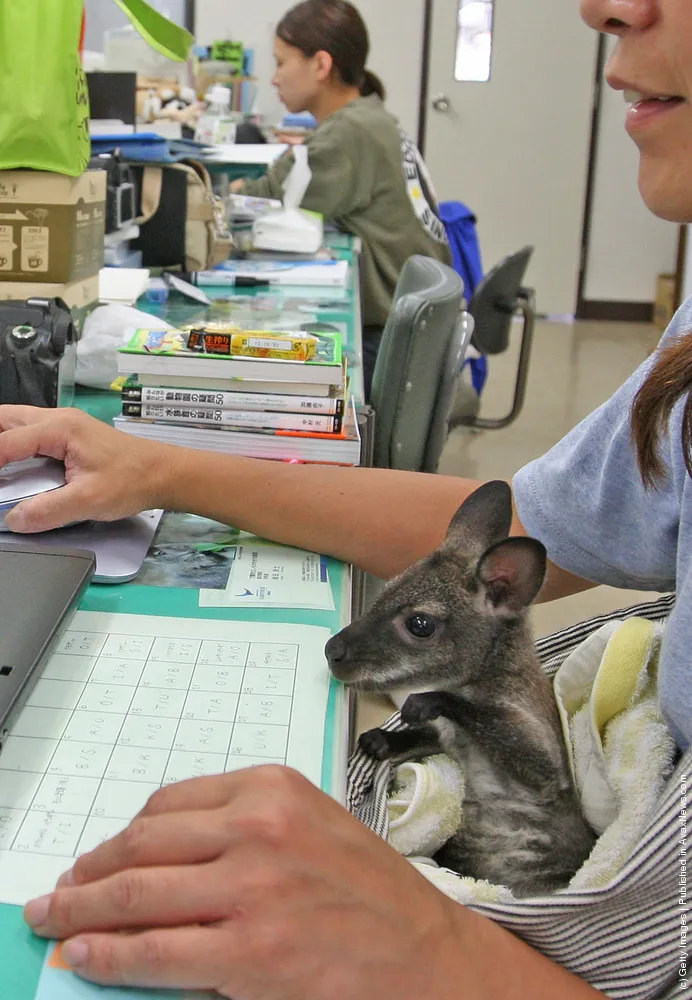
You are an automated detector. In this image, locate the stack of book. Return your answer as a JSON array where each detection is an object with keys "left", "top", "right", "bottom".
[{"left": 114, "top": 327, "right": 360, "bottom": 465}]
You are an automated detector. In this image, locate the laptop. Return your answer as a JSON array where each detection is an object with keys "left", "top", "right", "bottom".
[{"left": 0, "top": 544, "right": 94, "bottom": 748}]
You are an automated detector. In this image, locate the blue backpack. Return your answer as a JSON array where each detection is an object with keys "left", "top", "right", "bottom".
[{"left": 439, "top": 200, "right": 487, "bottom": 394}]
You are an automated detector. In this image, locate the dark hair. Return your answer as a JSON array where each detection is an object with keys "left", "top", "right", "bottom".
[
  {"left": 631, "top": 336, "right": 692, "bottom": 487},
  {"left": 277, "top": 0, "right": 386, "bottom": 101}
]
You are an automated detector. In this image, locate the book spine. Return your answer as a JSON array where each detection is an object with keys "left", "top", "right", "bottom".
[
  {"left": 122, "top": 386, "right": 344, "bottom": 416},
  {"left": 122, "top": 403, "right": 343, "bottom": 434}
]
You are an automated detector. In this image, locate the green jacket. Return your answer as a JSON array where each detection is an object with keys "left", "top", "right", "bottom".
[{"left": 244, "top": 95, "right": 451, "bottom": 328}]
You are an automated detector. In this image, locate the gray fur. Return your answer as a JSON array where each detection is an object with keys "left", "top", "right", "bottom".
[{"left": 326, "top": 481, "right": 595, "bottom": 898}]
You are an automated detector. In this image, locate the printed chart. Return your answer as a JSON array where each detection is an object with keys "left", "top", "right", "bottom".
[{"left": 0, "top": 612, "right": 332, "bottom": 905}]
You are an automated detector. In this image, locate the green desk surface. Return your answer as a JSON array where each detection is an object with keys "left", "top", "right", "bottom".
[{"left": 0, "top": 244, "right": 362, "bottom": 995}]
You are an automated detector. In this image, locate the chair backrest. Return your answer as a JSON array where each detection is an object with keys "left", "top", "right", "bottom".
[
  {"left": 422, "top": 309, "right": 475, "bottom": 473},
  {"left": 370, "top": 255, "right": 469, "bottom": 471},
  {"left": 469, "top": 246, "right": 533, "bottom": 355}
]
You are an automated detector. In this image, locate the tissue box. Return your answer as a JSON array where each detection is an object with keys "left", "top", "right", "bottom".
[
  {"left": 252, "top": 209, "right": 323, "bottom": 255},
  {"left": 251, "top": 145, "right": 323, "bottom": 254}
]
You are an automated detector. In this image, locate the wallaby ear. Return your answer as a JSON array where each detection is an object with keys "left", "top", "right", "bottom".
[
  {"left": 476, "top": 537, "right": 547, "bottom": 615},
  {"left": 445, "top": 481, "right": 513, "bottom": 555}
]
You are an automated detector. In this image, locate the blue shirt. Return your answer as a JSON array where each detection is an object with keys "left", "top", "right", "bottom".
[{"left": 513, "top": 299, "right": 692, "bottom": 751}]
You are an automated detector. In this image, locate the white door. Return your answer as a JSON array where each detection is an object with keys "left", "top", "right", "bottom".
[{"left": 425, "top": 0, "right": 597, "bottom": 315}]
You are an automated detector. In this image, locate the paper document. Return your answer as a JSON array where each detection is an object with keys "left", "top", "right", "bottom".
[
  {"left": 199, "top": 543, "right": 335, "bottom": 610},
  {"left": 99, "top": 268, "right": 151, "bottom": 305},
  {"left": 213, "top": 258, "right": 350, "bottom": 288},
  {"left": 0, "top": 612, "right": 332, "bottom": 906}
]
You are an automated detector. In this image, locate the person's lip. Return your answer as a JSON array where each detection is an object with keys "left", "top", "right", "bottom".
[{"left": 622, "top": 89, "right": 686, "bottom": 134}]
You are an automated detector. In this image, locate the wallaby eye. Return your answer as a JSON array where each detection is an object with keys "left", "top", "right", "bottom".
[{"left": 406, "top": 614, "right": 437, "bottom": 639}]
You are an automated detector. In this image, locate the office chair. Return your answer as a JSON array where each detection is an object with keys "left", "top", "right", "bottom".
[
  {"left": 450, "top": 246, "right": 536, "bottom": 431},
  {"left": 370, "top": 255, "right": 474, "bottom": 472}
]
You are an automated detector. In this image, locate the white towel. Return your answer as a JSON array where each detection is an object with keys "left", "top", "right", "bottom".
[
  {"left": 388, "top": 755, "right": 465, "bottom": 858},
  {"left": 386, "top": 618, "right": 678, "bottom": 901}
]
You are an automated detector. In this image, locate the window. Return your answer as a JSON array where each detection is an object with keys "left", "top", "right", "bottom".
[{"left": 455, "top": 0, "right": 495, "bottom": 83}]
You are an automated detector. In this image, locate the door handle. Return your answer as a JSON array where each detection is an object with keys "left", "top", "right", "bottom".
[{"left": 432, "top": 93, "right": 451, "bottom": 113}]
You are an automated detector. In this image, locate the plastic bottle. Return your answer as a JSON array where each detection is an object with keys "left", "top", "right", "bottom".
[{"left": 194, "top": 85, "right": 236, "bottom": 146}]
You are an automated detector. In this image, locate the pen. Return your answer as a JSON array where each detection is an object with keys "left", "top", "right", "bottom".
[{"left": 181, "top": 271, "right": 272, "bottom": 288}]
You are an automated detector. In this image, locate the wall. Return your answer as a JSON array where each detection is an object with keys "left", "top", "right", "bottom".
[
  {"left": 583, "top": 37, "right": 677, "bottom": 304},
  {"left": 84, "top": 0, "right": 187, "bottom": 53},
  {"left": 194, "top": 0, "right": 425, "bottom": 136}
]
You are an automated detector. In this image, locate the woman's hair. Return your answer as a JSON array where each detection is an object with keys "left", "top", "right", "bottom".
[
  {"left": 277, "top": 0, "right": 386, "bottom": 100},
  {"left": 631, "top": 337, "right": 692, "bottom": 487}
]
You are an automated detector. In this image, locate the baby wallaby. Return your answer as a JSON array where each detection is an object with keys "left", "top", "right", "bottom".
[{"left": 326, "top": 481, "right": 595, "bottom": 897}]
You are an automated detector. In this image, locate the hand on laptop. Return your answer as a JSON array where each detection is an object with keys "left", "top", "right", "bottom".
[
  {"left": 0, "top": 406, "right": 170, "bottom": 532},
  {"left": 23, "top": 767, "right": 466, "bottom": 998}
]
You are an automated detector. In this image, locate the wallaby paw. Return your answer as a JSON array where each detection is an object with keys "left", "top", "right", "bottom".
[
  {"left": 358, "top": 727, "right": 394, "bottom": 760},
  {"left": 401, "top": 693, "right": 439, "bottom": 725}
]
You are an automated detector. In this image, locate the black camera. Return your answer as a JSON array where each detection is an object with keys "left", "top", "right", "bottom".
[
  {"left": 0, "top": 297, "right": 77, "bottom": 408},
  {"left": 89, "top": 151, "right": 136, "bottom": 235}
]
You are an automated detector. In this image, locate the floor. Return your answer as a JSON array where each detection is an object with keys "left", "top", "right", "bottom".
[{"left": 356, "top": 317, "right": 665, "bottom": 735}]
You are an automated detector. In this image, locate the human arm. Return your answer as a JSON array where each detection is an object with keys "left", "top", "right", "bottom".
[
  {"left": 243, "top": 121, "right": 369, "bottom": 219},
  {"left": 23, "top": 768, "right": 604, "bottom": 999},
  {"left": 0, "top": 406, "right": 593, "bottom": 600}
]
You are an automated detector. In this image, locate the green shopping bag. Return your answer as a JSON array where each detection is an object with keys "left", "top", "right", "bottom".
[{"left": 0, "top": 0, "right": 192, "bottom": 176}]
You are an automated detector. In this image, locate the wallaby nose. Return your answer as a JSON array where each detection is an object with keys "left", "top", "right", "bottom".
[{"left": 325, "top": 635, "right": 348, "bottom": 664}]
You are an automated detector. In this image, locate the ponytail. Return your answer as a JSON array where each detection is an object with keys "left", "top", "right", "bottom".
[{"left": 361, "top": 69, "right": 386, "bottom": 101}]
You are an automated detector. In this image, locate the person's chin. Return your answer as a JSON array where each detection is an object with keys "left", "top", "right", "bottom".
[
  {"left": 281, "top": 96, "right": 309, "bottom": 115},
  {"left": 638, "top": 160, "right": 692, "bottom": 223}
]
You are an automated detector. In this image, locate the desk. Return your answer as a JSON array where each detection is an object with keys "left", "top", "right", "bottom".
[
  {"left": 79, "top": 236, "right": 369, "bottom": 461},
  {"left": 0, "top": 241, "right": 363, "bottom": 997}
]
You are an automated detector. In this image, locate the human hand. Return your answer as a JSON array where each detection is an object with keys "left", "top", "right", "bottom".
[
  {"left": 23, "top": 767, "right": 467, "bottom": 999},
  {"left": 275, "top": 132, "right": 306, "bottom": 146},
  {"left": 0, "top": 406, "right": 175, "bottom": 532},
  {"left": 230, "top": 178, "right": 246, "bottom": 193}
]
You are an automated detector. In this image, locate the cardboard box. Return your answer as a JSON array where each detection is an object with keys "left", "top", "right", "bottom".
[
  {"left": 0, "top": 275, "right": 100, "bottom": 337},
  {"left": 654, "top": 273, "right": 677, "bottom": 332},
  {"left": 0, "top": 170, "right": 106, "bottom": 283}
]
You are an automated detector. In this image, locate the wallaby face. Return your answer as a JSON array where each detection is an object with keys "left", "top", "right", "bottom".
[
  {"left": 327, "top": 482, "right": 596, "bottom": 898},
  {"left": 326, "top": 480, "right": 547, "bottom": 697}
]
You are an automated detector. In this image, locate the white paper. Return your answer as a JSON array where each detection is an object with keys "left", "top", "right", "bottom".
[
  {"left": 0, "top": 612, "right": 332, "bottom": 905},
  {"left": 282, "top": 144, "right": 312, "bottom": 210},
  {"left": 99, "top": 267, "right": 151, "bottom": 305},
  {"left": 199, "top": 543, "right": 335, "bottom": 611}
]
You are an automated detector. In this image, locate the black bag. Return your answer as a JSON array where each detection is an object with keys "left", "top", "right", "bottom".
[{"left": 0, "top": 297, "right": 77, "bottom": 407}]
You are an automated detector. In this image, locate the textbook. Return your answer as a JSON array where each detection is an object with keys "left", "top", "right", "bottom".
[
  {"left": 121, "top": 381, "right": 345, "bottom": 416},
  {"left": 114, "top": 399, "right": 361, "bottom": 465},
  {"left": 121, "top": 402, "right": 343, "bottom": 434},
  {"left": 135, "top": 373, "right": 334, "bottom": 396},
  {"left": 118, "top": 328, "right": 343, "bottom": 388}
]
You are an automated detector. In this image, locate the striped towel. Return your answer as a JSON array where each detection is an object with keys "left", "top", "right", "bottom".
[{"left": 348, "top": 595, "right": 689, "bottom": 1000}]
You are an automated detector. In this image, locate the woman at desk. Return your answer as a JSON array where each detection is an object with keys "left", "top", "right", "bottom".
[
  {"left": 233, "top": 0, "right": 451, "bottom": 398},
  {"left": 4, "top": 0, "right": 689, "bottom": 988}
]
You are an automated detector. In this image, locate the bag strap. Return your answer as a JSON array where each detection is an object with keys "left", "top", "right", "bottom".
[
  {"left": 12, "top": 351, "right": 48, "bottom": 407},
  {"left": 135, "top": 166, "right": 164, "bottom": 225}
]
